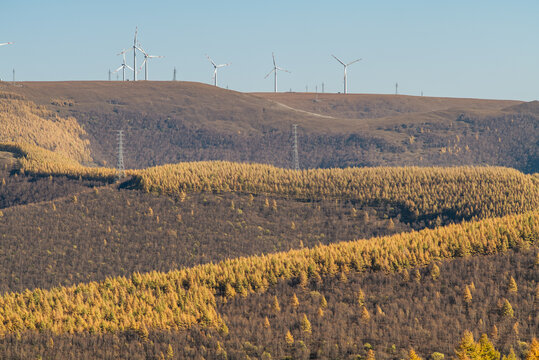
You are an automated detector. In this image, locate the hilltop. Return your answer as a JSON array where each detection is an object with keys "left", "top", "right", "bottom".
[
  {"left": 253, "top": 92, "right": 519, "bottom": 119},
  {"left": 0, "top": 81, "right": 536, "bottom": 172}
]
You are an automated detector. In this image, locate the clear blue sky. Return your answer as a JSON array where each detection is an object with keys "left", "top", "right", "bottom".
[{"left": 1, "top": 0, "right": 538, "bottom": 100}]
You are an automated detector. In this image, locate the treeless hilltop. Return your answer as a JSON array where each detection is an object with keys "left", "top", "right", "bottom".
[
  {"left": 252, "top": 92, "right": 520, "bottom": 120},
  {"left": 0, "top": 81, "right": 536, "bottom": 172}
]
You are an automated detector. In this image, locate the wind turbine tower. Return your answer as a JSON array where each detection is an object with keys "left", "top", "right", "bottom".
[
  {"left": 265, "top": 52, "right": 290, "bottom": 93},
  {"left": 114, "top": 50, "right": 133, "bottom": 81},
  {"left": 139, "top": 46, "right": 164, "bottom": 80},
  {"left": 132, "top": 27, "right": 143, "bottom": 81},
  {"left": 395, "top": 82, "right": 398, "bottom": 95},
  {"left": 1, "top": 42, "right": 13, "bottom": 78},
  {"left": 331, "top": 54, "right": 361, "bottom": 94},
  {"left": 206, "top": 55, "right": 230, "bottom": 87}
]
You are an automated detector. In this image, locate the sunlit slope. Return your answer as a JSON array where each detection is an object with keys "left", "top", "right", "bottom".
[
  {"left": 136, "top": 162, "right": 539, "bottom": 221},
  {"left": 0, "top": 92, "right": 92, "bottom": 164},
  {"left": 0, "top": 142, "right": 117, "bottom": 180},
  {"left": 4, "top": 142, "right": 538, "bottom": 223},
  {"left": 0, "top": 210, "right": 535, "bottom": 335}
]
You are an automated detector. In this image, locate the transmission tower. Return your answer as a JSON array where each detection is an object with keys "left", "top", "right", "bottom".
[
  {"left": 116, "top": 130, "right": 125, "bottom": 179},
  {"left": 292, "top": 124, "right": 300, "bottom": 170}
]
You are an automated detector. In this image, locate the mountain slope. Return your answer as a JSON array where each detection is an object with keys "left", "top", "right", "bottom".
[
  {"left": 0, "top": 91, "right": 92, "bottom": 164},
  {"left": 1, "top": 81, "right": 536, "bottom": 172}
]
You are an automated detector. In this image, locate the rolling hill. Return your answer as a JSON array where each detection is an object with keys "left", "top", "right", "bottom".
[
  {"left": 0, "top": 81, "right": 537, "bottom": 172},
  {"left": 0, "top": 80, "right": 537, "bottom": 359}
]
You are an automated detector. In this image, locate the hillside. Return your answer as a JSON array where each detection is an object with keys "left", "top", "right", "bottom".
[
  {"left": 0, "top": 178, "right": 411, "bottom": 293},
  {"left": 0, "top": 92, "right": 92, "bottom": 164},
  {"left": 0, "top": 210, "right": 536, "bottom": 359},
  {"left": 0, "top": 81, "right": 537, "bottom": 359},
  {"left": 6, "top": 154, "right": 539, "bottom": 293},
  {"left": 1, "top": 81, "right": 537, "bottom": 172},
  {"left": 2, "top": 249, "right": 536, "bottom": 360}
]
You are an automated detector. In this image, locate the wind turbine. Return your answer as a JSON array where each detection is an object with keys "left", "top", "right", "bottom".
[
  {"left": 114, "top": 50, "right": 133, "bottom": 81},
  {"left": 139, "top": 46, "right": 164, "bottom": 80},
  {"left": 331, "top": 54, "right": 361, "bottom": 94},
  {"left": 0, "top": 42, "right": 12, "bottom": 81},
  {"left": 206, "top": 55, "right": 230, "bottom": 87},
  {"left": 265, "top": 52, "right": 290, "bottom": 93},
  {"left": 131, "top": 27, "right": 145, "bottom": 81}
]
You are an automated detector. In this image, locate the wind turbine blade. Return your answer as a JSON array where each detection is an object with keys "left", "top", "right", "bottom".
[
  {"left": 206, "top": 55, "right": 217, "bottom": 68},
  {"left": 216, "top": 63, "right": 230, "bottom": 68},
  {"left": 0, "top": 42, "right": 13, "bottom": 46},
  {"left": 347, "top": 58, "right": 362, "bottom": 66},
  {"left": 136, "top": 46, "right": 146, "bottom": 54},
  {"left": 331, "top": 54, "right": 346, "bottom": 66},
  {"left": 117, "top": 49, "right": 129, "bottom": 55},
  {"left": 114, "top": 66, "right": 123, "bottom": 73},
  {"left": 139, "top": 58, "right": 147, "bottom": 70},
  {"left": 272, "top": 52, "right": 276, "bottom": 67},
  {"left": 125, "top": 65, "right": 134, "bottom": 71},
  {"left": 277, "top": 67, "right": 291, "bottom": 73},
  {"left": 148, "top": 55, "right": 164, "bottom": 59},
  {"left": 264, "top": 69, "right": 275, "bottom": 79}
]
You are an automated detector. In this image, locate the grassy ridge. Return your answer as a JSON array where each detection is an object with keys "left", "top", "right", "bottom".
[
  {"left": 137, "top": 161, "right": 539, "bottom": 220},
  {"left": 0, "top": 210, "right": 536, "bottom": 335}
]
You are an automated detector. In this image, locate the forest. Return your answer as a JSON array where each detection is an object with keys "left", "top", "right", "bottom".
[
  {"left": 0, "top": 82, "right": 537, "bottom": 359},
  {"left": 0, "top": 210, "right": 536, "bottom": 338}
]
